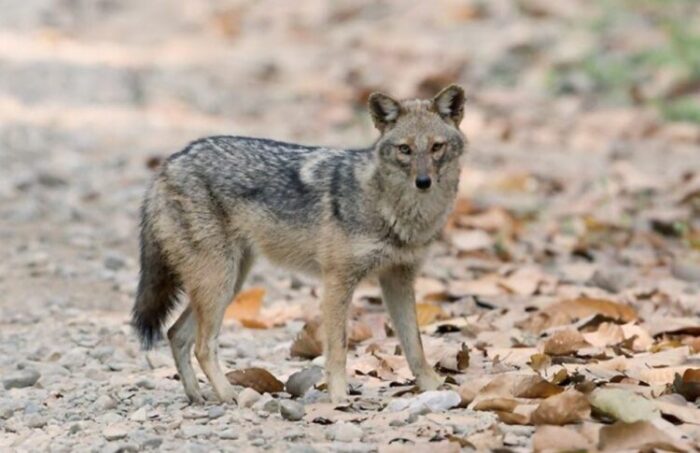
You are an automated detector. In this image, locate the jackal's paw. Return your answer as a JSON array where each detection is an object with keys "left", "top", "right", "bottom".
[
  {"left": 214, "top": 387, "right": 238, "bottom": 405},
  {"left": 186, "top": 391, "right": 206, "bottom": 405},
  {"left": 329, "top": 389, "right": 349, "bottom": 404},
  {"left": 327, "top": 377, "right": 349, "bottom": 404},
  {"left": 416, "top": 370, "right": 444, "bottom": 391}
]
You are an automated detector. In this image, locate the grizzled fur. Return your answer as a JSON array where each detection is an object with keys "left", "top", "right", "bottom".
[{"left": 132, "top": 85, "right": 467, "bottom": 404}]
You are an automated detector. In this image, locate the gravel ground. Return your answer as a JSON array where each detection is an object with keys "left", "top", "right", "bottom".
[{"left": 2, "top": 1, "right": 700, "bottom": 451}]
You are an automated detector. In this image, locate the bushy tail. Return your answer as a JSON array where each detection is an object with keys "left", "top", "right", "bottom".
[{"left": 131, "top": 215, "right": 181, "bottom": 349}]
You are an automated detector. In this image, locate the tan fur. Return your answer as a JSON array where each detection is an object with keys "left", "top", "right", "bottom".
[{"left": 132, "top": 85, "right": 467, "bottom": 404}]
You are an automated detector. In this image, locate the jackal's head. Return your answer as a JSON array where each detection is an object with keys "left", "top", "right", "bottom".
[{"left": 368, "top": 85, "right": 466, "bottom": 192}]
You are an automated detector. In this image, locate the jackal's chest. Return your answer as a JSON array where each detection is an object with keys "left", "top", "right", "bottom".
[{"left": 347, "top": 235, "right": 430, "bottom": 274}]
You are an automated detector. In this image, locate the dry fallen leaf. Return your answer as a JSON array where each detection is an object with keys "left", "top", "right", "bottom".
[
  {"left": 436, "top": 343, "right": 470, "bottom": 373},
  {"left": 582, "top": 322, "right": 625, "bottom": 347},
  {"left": 415, "top": 277, "right": 448, "bottom": 302},
  {"left": 473, "top": 397, "right": 519, "bottom": 413},
  {"left": 224, "top": 287, "right": 267, "bottom": 328},
  {"left": 598, "top": 420, "right": 687, "bottom": 452},
  {"left": 416, "top": 303, "right": 447, "bottom": 326},
  {"left": 655, "top": 398, "right": 700, "bottom": 424},
  {"left": 290, "top": 320, "right": 323, "bottom": 359},
  {"left": 588, "top": 388, "right": 658, "bottom": 423},
  {"left": 456, "top": 206, "right": 515, "bottom": 233},
  {"left": 498, "top": 266, "right": 549, "bottom": 296},
  {"left": 451, "top": 229, "right": 493, "bottom": 252},
  {"left": 495, "top": 411, "right": 530, "bottom": 425},
  {"left": 523, "top": 297, "right": 637, "bottom": 333},
  {"left": 349, "top": 320, "right": 373, "bottom": 344},
  {"left": 673, "top": 368, "right": 700, "bottom": 402},
  {"left": 532, "top": 425, "right": 594, "bottom": 452},
  {"left": 543, "top": 329, "right": 590, "bottom": 356},
  {"left": 530, "top": 389, "right": 590, "bottom": 425},
  {"left": 226, "top": 367, "right": 284, "bottom": 394},
  {"left": 513, "top": 375, "right": 564, "bottom": 399},
  {"left": 288, "top": 318, "right": 371, "bottom": 361},
  {"left": 528, "top": 353, "right": 551, "bottom": 372},
  {"left": 448, "top": 273, "right": 504, "bottom": 297}
]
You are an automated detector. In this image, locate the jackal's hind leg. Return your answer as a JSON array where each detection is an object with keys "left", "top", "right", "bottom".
[
  {"left": 191, "top": 248, "right": 254, "bottom": 403},
  {"left": 167, "top": 306, "right": 203, "bottom": 404}
]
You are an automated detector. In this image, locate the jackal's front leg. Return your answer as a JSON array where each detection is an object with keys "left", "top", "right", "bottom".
[
  {"left": 380, "top": 265, "right": 444, "bottom": 391},
  {"left": 320, "top": 273, "right": 356, "bottom": 403}
]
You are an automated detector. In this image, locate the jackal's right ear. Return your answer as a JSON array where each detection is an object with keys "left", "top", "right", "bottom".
[{"left": 368, "top": 92, "right": 402, "bottom": 132}]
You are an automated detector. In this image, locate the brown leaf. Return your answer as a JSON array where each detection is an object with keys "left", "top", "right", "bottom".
[
  {"left": 495, "top": 411, "right": 530, "bottom": 425},
  {"left": 514, "top": 375, "right": 564, "bottom": 399},
  {"left": 415, "top": 277, "right": 448, "bottom": 302},
  {"left": 349, "top": 320, "right": 372, "bottom": 345},
  {"left": 655, "top": 398, "right": 700, "bottom": 424},
  {"left": 550, "top": 369, "right": 569, "bottom": 385},
  {"left": 582, "top": 322, "right": 625, "bottom": 348},
  {"left": 528, "top": 353, "right": 551, "bottom": 372},
  {"left": 598, "top": 421, "right": 687, "bottom": 452},
  {"left": 416, "top": 303, "right": 446, "bottom": 326},
  {"left": 456, "top": 207, "right": 515, "bottom": 233},
  {"left": 543, "top": 329, "right": 590, "bottom": 356},
  {"left": 450, "top": 230, "right": 493, "bottom": 252},
  {"left": 532, "top": 425, "right": 594, "bottom": 452},
  {"left": 498, "top": 267, "right": 548, "bottom": 296},
  {"left": 226, "top": 367, "right": 284, "bottom": 394},
  {"left": 673, "top": 368, "right": 700, "bottom": 401},
  {"left": 436, "top": 343, "right": 470, "bottom": 373},
  {"left": 522, "top": 297, "right": 637, "bottom": 333},
  {"left": 224, "top": 287, "right": 266, "bottom": 328},
  {"left": 456, "top": 344, "right": 470, "bottom": 370},
  {"left": 448, "top": 274, "right": 503, "bottom": 297},
  {"left": 290, "top": 320, "right": 323, "bottom": 359},
  {"left": 530, "top": 389, "right": 590, "bottom": 425},
  {"left": 473, "top": 398, "right": 519, "bottom": 412},
  {"left": 458, "top": 384, "right": 478, "bottom": 407}
]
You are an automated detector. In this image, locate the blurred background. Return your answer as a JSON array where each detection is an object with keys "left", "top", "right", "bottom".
[{"left": 1, "top": 0, "right": 699, "bottom": 323}]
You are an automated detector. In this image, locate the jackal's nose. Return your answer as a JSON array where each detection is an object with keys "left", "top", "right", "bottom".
[{"left": 415, "top": 176, "right": 432, "bottom": 190}]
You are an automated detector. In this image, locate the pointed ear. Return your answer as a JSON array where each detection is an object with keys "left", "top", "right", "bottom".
[
  {"left": 368, "top": 92, "right": 402, "bottom": 132},
  {"left": 432, "top": 84, "right": 465, "bottom": 126}
]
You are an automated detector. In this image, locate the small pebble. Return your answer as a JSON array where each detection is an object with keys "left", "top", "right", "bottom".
[
  {"left": 285, "top": 366, "right": 323, "bottom": 398},
  {"left": 181, "top": 423, "right": 211, "bottom": 438},
  {"left": 26, "top": 414, "right": 47, "bottom": 428},
  {"left": 135, "top": 378, "right": 156, "bottom": 390},
  {"left": 130, "top": 407, "right": 147, "bottom": 422},
  {"left": 219, "top": 429, "right": 239, "bottom": 440},
  {"left": 141, "top": 437, "right": 163, "bottom": 449},
  {"left": 280, "top": 400, "right": 305, "bottom": 421},
  {"left": 207, "top": 405, "right": 226, "bottom": 419},
  {"left": 327, "top": 422, "right": 363, "bottom": 442},
  {"left": 238, "top": 388, "right": 261, "bottom": 409},
  {"left": 103, "top": 424, "right": 129, "bottom": 441},
  {"left": 389, "top": 418, "right": 406, "bottom": 427},
  {"left": 104, "top": 253, "right": 126, "bottom": 271},
  {"left": 94, "top": 395, "right": 118, "bottom": 411},
  {"left": 3, "top": 369, "right": 41, "bottom": 389}
]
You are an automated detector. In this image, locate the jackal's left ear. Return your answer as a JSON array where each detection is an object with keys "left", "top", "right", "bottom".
[
  {"left": 368, "top": 92, "right": 402, "bottom": 132},
  {"left": 432, "top": 84, "right": 465, "bottom": 126}
]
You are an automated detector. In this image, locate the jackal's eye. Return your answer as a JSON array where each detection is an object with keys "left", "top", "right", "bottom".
[
  {"left": 397, "top": 144, "right": 412, "bottom": 155},
  {"left": 431, "top": 142, "right": 445, "bottom": 153}
]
